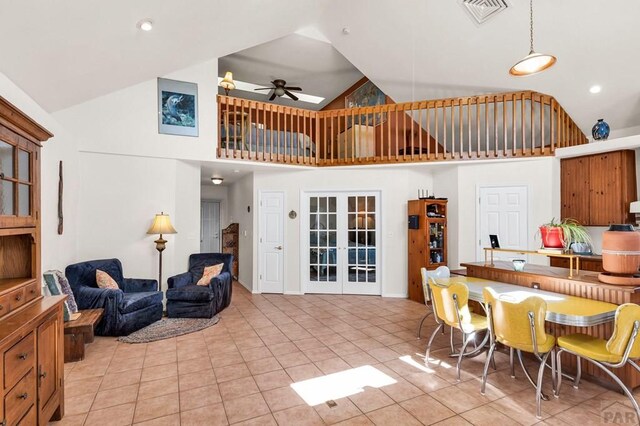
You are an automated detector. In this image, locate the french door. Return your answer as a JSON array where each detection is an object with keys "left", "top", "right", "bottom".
[{"left": 302, "top": 191, "right": 381, "bottom": 295}]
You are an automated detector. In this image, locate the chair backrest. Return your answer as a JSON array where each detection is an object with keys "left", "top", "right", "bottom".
[
  {"left": 65, "top": 259, "right": 124, "bottom": 290},
  {"left": 607, "top": 303, "right": 640, "bottom": 359},
  {"left": 420, "top": 266, "right": 450, "bottom": 304},
  {"left": 189, "top": 253, "right": 234, "bottom": 280},
  {"left": 429, "top": 279, "right": 471, "bottom": 327},
  {"left": 483, "top": 287, "right": 548, "bottom": 354}
]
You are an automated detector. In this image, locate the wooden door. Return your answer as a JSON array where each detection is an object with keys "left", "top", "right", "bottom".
[
  {"left": 560, "top": 157, "right": 590, "bottom": 224},
  {"left": 37, "top": 314, "right": 60, "bottom": 424},
  {"left": 589, "top": 151, "right": 636, "bottom": 226}
]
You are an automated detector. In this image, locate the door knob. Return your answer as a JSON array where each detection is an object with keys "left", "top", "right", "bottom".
[{"left": 275, "top": 246, "right": 283, "bottom": 250}]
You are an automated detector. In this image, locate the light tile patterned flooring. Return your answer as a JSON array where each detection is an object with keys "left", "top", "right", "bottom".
[{"left": 52, "top": 283, "right": 639, "bottom": 426}]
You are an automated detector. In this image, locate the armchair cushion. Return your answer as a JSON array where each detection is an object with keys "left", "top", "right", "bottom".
[
  {"left": 122, "top": 278, "right": 158, "bottom": 293},
  {"left": 168, "top": 272, "right": 193, "bottom": 290},
  {"left": 166, "top": 285, "right": 215, "bottom": 302},
  {"left": 120, "top": 292, "right": 163, "bottom": 315},
  {"left": 97, "top": 269, "right": 119, "bottom": 289}
]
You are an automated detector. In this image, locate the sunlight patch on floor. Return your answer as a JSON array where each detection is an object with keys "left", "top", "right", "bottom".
[{"left": 290, "top": 365, "right": 397, "bottom": 406}]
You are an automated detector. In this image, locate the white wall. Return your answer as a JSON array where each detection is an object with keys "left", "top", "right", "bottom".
[
  {"left": 228, "top": 173, "right": 254, "bottom": 290},
  {"left": 251, "top": 167, "right": 433, "bottom": 297},
  {"left": 0, "top": 72, "right": 80, "bottom": 272}
]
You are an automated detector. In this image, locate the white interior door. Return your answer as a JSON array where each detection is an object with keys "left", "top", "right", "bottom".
[
  {"left": 201, "top": 201, "right": 221, "bottom": 252},
  {"left": 303, "top": 192, "right": 381, "bottom": 295},
  {"left": 477, "top": 186, "right": 528, "bottom": 262},
  {"left": 259, "top": 191, "right": 284, "bottom": 293}
]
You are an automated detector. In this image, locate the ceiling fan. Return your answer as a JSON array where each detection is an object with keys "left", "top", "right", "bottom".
[{"left": 254, "top": 79, "right": 302, "bottom": 101}]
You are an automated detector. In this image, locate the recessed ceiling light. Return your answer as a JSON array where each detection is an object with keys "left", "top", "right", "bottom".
[
  {"left": 589, "top": 85, "right": 602, "bottom": 94},
  {"left": 233, "top": 169, "right": 240, "bottom": 173},
  {"left": 137, "top": 19, "right": 153, "bottom": 31}
]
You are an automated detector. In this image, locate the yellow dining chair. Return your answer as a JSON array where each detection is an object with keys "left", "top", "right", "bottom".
[
  {"left": 555, "top": 303, "right": 640, "bottom": 423},
  {"left": 417, "top": 266, "right": 450, "bottom": 339},
  {"left": 481, "top": 287, "right": 556, "bottom": 419},
  {"left": 426, "top": 278, "right": 490, "bottom": 381}
]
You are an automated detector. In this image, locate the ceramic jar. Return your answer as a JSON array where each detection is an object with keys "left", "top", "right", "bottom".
[
  {"left": 592, "top": 119, "right": 610, "bottom": 141},
  {"left": 601, "top": 224, "right": 640, "bottom": 274}
]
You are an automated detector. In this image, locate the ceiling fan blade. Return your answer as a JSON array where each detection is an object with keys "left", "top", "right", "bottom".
[
  {"left": 284, "top": 87, "right": 302, "bottom": 91},
  {"left": 284, "top": 90, "right": 299, "bottom": 101},
  {"left": 269, "top": 91, "right": 277, "bottom": 101},
  {"left": 254, "top": 87, "right": 273, "bottom": 91}
]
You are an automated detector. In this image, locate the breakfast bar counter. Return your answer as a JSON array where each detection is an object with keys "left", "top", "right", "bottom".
[{"left": 459, "top": 260, "right": 640, "bottom": 388}]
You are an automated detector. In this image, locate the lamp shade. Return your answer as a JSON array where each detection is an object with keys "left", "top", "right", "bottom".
[
  {"left": 631, "top": 201, "right": 640, "bottom": 214},
  {"left": 509, "top": 51, "right": 557, "bottom": 76},
  {"left": 220, "top": 71, "right": 235, "bottom": 91},
  {"left": 147, "top": 212, "right": 177, "bottom": 235}
]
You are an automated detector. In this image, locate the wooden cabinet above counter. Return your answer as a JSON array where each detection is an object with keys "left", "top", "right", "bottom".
[{"left": 561, "top": 150, "right": 636, "bottom": 226}]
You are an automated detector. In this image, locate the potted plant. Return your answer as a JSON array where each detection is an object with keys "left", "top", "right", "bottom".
[{"left": 539, "top": 218, "right": 593, "bottom": 252}]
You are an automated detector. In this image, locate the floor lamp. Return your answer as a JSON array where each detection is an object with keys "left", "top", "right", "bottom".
[{"left": 147, "top": 212, "right": 177, "bottom": 292}]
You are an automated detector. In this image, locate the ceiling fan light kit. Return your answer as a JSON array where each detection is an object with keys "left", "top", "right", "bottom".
[
  {"left": 254, "top": 79, "right": 303, "bottom": 101},
  {"left": 509, "top": 0, "right": 556, "bottom": 76}
]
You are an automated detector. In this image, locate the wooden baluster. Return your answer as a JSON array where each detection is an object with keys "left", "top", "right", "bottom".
[
  {"left": 540, "top": 98, "right": 545, "bottom": 155},
  {"left": 315, "top": 112, "right": 319, "bottom": 166},
  {"left": 550, "top": 99, "right": 555, "bottom": 152},
  {"left": 240, "top": 99, "right": 245, "bottom": 159},
  {"left": 426, "top": 104, "right": 431, "bottom": 160},
  {"left": 502, "top": 95, "right": 507, "bottom": 157},
  {"left": 371, "top": 106, "right": 376, "bottom": 163},
  {"left": 395, "top": 107, "right": 399, "bottom": 162},
  {"left": 521, "top": 94, "right": 526, "bottom": 155},
  {"left": 297, "top": 110, "right": 301, "bottom": 164},
  {"left": 248, "top": 102, "right": 254, "bottom": 159},
  {"left": 530, "top": 95, "right": 535, "bottom": 156},
  {"left": 485, "top": 96, "right": 489, "bottom": 158},
  {"left": 512, "top": 94, "right": 516, "bottom": 156},
  {"left": 225, "top": 99, "right": 230, "bottom": 159},
  {"left": 459, "top": 99, "right": 463, "bottom": 159},
  {"left": 386, "top": 106, "right": 391, "bottom": 161},
  {"left": 410, "top": 104, "right": 415, "bottom": 162},
  {"left": 290, "top": 108, "right": 294, "bottom": 163},
  {"left": 217, "top": 97, "right": 222, "bottom": 158},
  {"left": 467, "top": 98, "right": 471, "bottom": 158},
  {"left": 443, "top": 102, "right": 448, "bottom": 159},
  {"left": 277, "top": 106, "right": 281, "bottom": 161},
  {"left": 269, "top": 105, "right": 274, "bottom": 162},
  {"left": 476, "top": 97, "right": 480, "bottom": 158},
  {"left": 493, "top": 96, "right": 499, "bottom": 157},
  {"left": 232, "top": 97, "right": 238, "bottom": 158},
  {"left": 328, "top": 112, "right": 333, "bottom": 165},
  {"left": 435, "top": 104, "right": 439, "bottom": 159},
  {"left": 419, "top": 103, "right": 424, "bottom": 161}
]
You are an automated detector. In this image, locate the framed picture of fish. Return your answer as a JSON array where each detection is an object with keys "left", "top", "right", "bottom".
[{"left": 157, "top": 78, "right": 198, "bottom": 137}]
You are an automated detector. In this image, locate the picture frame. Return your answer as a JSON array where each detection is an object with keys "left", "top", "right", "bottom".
[
  {"left": 157, "top": 78, "right": 199, "bottom": 137},
  {"left": 344, "top": 80, "right": 387, "bottom": 128},
  {"left": 489, "top": 234, "right": 500, "bottom": 249}
]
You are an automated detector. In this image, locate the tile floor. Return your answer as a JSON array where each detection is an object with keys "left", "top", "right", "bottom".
[{"left": 51, "top": 283, "right": 639, "bottom": 425}]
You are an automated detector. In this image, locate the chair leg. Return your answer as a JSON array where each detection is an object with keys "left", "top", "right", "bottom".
[
  {"left": 457, "top": 333, "right": 472, "bottom": 381},
  {"left": 510, "top": 347, "right": 516, "bottom": 378},
  {"left": 573, "top": 356, "right": 582, "bottom": 389},
  {"left": 517, "top": 350, "right": 549, "bottom": 401},
  {"left": 449, "top": 326, "right": 456, "bottom": 354},
  {"left": 416, "top": 312, "right": 432, "bottom": 339},
  {"left": 425, "top": 323, "right": 444, "bottom": 365},
  {"left": 554, "top": 349, "right": 563, "bottom": 398},
  {"left": 481, "top": 343, "right": 496, "bottom": 395},
  {"left": 550, "top": 349, "right": 557, "bottom": 395},
  {"left": 536, "top": 351, "right": 552, "bottom": 419},
  {"left": 589, "top": 359, "right": 640, "bottom": 425}
]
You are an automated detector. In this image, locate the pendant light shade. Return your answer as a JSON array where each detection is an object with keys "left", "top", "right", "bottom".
[
  {"left": 509, "top": 51, "right": 557, "bottom": 76},
  {"left": 509, "top": 0, "right": 556, "bottom": 77}
]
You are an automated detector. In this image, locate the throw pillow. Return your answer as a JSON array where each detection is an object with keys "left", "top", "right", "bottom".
[
  {"left": 53, "top": 270, "right": 78, "bottom": 313},
  {"left": 96, "top": 269, "right": 119, "bottom": 290},
  {"left": 196, "top": 263, "right": 224, "bottom": 286}
]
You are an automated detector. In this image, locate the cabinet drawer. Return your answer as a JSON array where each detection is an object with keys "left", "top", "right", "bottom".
[
  {"left": 16, "top": 404, "right": 36, "bottom": 426},
  {"left": 8, "top": 287, "right": 27, "bottom": 311},
  {"left": 4, "top": 332, "right": 36, "bottom": 390},
  {"left": 5, "top": 369, "right": 36, "bottom": 426},
  {"left": 24, "top": 281, "right": 39, "bottom": 303}
]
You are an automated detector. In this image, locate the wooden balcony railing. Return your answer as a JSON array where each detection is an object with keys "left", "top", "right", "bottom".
[{"left": 217, "top": 91, "right": 587, "bottom": 166}]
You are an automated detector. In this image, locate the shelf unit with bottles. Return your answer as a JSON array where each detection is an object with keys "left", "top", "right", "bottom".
[{"left": 407, "top": 199, "right": 448, "bottom": 304}]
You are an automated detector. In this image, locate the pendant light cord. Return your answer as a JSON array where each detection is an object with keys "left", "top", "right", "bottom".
[{"left": 529, "top": 0, "right": 534, "bottom": 53}]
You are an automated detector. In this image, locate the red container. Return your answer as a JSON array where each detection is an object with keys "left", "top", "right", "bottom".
[{"left": 540, "top": 226, "right": 564, "bottom": 248}]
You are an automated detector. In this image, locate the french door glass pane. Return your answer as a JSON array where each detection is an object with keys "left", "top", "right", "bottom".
[
  {"left": 347, "top": 196, "right": 377, "bottom": 283},
  {"left": 309, "top": 196, "right": 338, "bottom": 284}
]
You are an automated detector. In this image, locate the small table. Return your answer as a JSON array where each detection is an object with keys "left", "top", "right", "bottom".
[{"left": 64, "top": 309, "right": 104, "bottom": 363}]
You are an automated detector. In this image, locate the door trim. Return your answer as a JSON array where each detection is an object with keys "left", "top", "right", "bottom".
[
  {"left": 257, "top": 190, "right": 286, "bottom": 294},
  {"left": 475, "top": 184, "right": 530, "bottom": 262}
]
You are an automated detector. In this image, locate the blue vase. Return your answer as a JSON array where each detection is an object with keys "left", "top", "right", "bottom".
[{"left": 592, "top": 118, "right": 610, "bottom": 141}]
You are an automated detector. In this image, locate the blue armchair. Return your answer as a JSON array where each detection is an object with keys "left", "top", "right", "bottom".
[
  {"left": 65, "top": 259, "right": 163, "bottom": 336},
  {"left": 166, "top": 253, "right": 233, "bottom": 318}
]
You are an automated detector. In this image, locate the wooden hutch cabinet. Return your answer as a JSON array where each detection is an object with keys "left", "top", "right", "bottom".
[
  {"left": 561, "top": 150, "right": 636, "bottom": 226},
  {"left": 0, "top": 96, "right": 65, "bottom": 425},
  {"left": 222, "top": 223, "right": 239, "bottom": 279},
  {"left": 407, "top": 199, "right": 448, "bottom": 304}
]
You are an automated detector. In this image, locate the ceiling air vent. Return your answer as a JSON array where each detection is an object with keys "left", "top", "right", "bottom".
[{"left": 460, "top": 0, "right": 509, "bottom": 25}]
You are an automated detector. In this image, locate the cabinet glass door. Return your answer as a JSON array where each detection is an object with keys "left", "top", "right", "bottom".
[
  {"left": 428, "top": 222, "right": 446, "bottom": 265},
  {"left": 0, "top": 139, "right": 33, "bottom": 223}
]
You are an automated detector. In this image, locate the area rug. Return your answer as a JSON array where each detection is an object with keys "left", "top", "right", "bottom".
[{"left": 118, "top": 315, "right": 220, "bottom": 343}]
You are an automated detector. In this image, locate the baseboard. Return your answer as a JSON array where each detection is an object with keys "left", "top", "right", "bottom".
[
  {"left": 236, "top": 279, "right": 253, "bottom": 293},
  {"left": 381, "top": 293, "right": 408, "bottom": 298},
  {"left": 284, "top": 291, "right": 303, "bottom": 295}
]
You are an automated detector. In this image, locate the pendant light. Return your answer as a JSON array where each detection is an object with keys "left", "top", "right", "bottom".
[{"left": 509, "top": 0, "right": 556, "bottom": 77}]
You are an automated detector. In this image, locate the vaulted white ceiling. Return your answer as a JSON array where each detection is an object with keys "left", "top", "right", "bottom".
[{"left": 1, "top": 0, "right": 639, "bottom": 134}]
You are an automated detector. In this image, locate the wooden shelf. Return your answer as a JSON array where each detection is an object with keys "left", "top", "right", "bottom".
[{"left": 0, "top": 277, "right": 35, "bottom": 295}]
